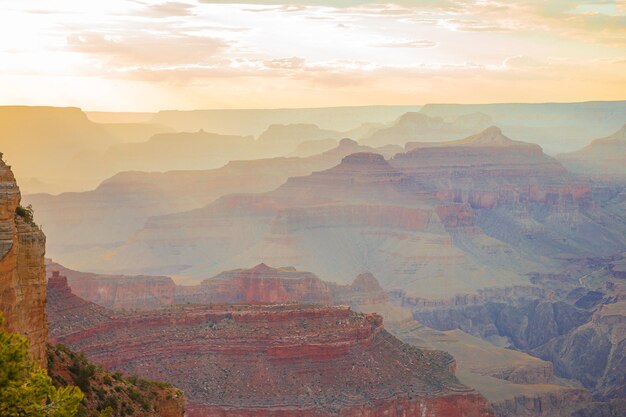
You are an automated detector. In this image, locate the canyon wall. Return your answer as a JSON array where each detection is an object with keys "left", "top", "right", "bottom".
[{"left": 0, "top": 157, "right": 47, "bottom": 366}]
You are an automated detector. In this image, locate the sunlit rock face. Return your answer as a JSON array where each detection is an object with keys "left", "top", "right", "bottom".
[{"left": 0, "top": 157, "right": 47, "bottom": 367}]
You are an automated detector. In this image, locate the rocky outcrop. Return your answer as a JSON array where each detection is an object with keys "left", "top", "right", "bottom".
[
  {"left": 49, "top": 302, "right": 494, "bottom": 417},
  {"left": 46, "top": 270, "right": 112, "bottom": 339},
  {"left": 0, "top": 157, "right": 47, "bottom": 366}
]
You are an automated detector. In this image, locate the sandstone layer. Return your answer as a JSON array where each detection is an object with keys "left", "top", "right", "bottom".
[{"left": 0, "top": 156, "right": 47, "bottom": 366}]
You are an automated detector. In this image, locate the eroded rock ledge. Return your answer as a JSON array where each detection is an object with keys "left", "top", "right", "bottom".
[{"left": 48, "top": 291, "right": 494, "bottom": 417}]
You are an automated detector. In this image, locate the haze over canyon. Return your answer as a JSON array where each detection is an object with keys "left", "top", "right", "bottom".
[{"left": 1, "top": 1, "right": 625, "bottom": 416}]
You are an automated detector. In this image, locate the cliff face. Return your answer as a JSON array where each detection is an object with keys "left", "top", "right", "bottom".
[{"left": 0, "top": 158, "right": 47, "bottom": 366}]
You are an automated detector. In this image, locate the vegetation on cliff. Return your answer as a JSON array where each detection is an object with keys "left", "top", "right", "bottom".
[
  {"left": 47, "top": 344, "right": 184, "bottom": 417},
  {"left": 0, "top": 313, "right": 83, "bottom": 417},
  {"left": 15, "top": 204, "right": 36, "bottom": 226}
]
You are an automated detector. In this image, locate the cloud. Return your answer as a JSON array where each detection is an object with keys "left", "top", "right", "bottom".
[
  {"left": 374, "top": 39, "right": 437, "bottom": 48},
  {"left": 67, "top": 32, "right": 230, "bottom": 66},
  {"left": 145, "top": 2, "right": 196, "bottom": 17},
  {"left": 504, "top": 55, "right": 546, "bottom": 69}
]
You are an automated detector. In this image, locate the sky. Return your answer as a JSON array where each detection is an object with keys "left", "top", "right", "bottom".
[{"left": 0, "top": 0, "right": 625, "bottom": 111}]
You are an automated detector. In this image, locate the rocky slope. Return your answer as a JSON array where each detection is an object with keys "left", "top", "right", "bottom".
[
  {"left": 47, "top": 264, "right": 599, "bottom": 417},
  {"left": 48, "top": 344, "right": 184, "bottom": 417},
  {"left": 533, "top": 300, "right": 626, "bottom": 400},
  {"left": 397, "top": 272, "right": 626, "bottom": 412},
  {"left": 48, "top": 296, "right": 494, "bottom": 417},
  {"left": 557, "top": 124, "right": 626, "bottom": 179},
  {"left": 0, "top": 156, "right": 47, "bottom": 366}
]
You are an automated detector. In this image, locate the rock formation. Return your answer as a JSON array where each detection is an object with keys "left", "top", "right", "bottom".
[
  {"left": 46, "top": 266, "right": 600, "bottom": 417},
  {"left": 257, "top": 123, "right": 341, "bottom": 150},
  {"left": 46, "top": 261, "right": 389, "bottom": 311},
  {"left": 48, "top": 298, "right": 495, "bottom": 417},
  {"left": 0, "top": 156, "right": 47, "bottom": 366},
  {"left": 68, "top": 127, "right": 626, "bottom": 303},
  {"left": 533, "top": 300, "right": 626, "bottom": 400}
]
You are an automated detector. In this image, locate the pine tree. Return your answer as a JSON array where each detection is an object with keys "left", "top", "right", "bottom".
[{"left": 0, "top": 313, "right": 83, "bottom": 417}]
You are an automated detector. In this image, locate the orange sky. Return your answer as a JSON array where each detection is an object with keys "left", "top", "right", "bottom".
[{"left": 0, "top": 1, "right": 625, "bottom": 111}]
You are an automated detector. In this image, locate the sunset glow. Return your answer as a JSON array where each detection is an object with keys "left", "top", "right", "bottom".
[{"left": 1, "top": 0, "right": 625, "bottom": 110}]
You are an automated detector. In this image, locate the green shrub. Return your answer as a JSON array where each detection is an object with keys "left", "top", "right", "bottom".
[{"left": 15, "top": 205, "right": 35, "bottom": 225}]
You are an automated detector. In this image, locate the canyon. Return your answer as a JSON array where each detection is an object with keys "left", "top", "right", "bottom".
[
  {"left": 46, "top": 271, "right": 495, "bottom": 417},
  {"left": 58, "top": 127, "right": 626, "bottom": 302},
  {"left": 46, "top": 262, "right": 606, "bottom": 416}
]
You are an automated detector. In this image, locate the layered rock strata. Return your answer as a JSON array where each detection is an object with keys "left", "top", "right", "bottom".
[
  {"left": 0, "top": 157, "right": 47, "bottom": 366},
  {"left": 48, "top": 299, "right": 494, "bottom": 417}
]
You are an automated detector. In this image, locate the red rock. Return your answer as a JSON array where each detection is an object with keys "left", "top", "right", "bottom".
[
  {"left": 0, "top": 158, "right": 47, "bottom": 366},
  {"left": 49, "top": 300, "right": 494, "bottom": 417}
]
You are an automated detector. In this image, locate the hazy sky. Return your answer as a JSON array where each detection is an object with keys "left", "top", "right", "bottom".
[{"left": 1, "top": 0, "right": 625, "bottom": 110}]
